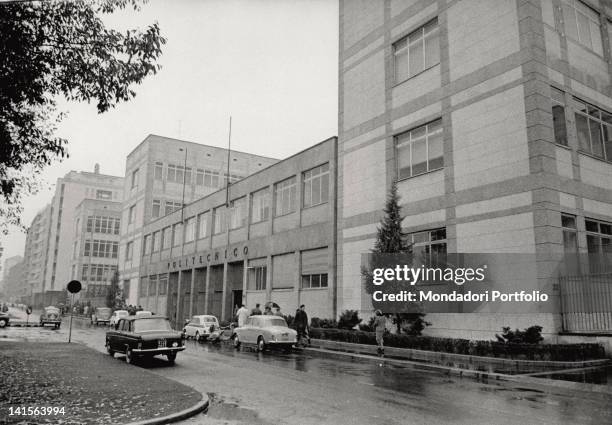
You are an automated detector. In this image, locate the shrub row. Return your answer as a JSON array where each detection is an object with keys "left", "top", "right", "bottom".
[{"left": 309, "top": 328, "right": 605, "bottom": 362}]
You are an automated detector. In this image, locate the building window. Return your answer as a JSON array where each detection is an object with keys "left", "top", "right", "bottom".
[
  {"left": 223, "top": 173, "right": 242, "bottom": 187},
  {"left": 125, "top": 241, "right": 134, "bottom": 261},
  {"left": 131, "top": 169, "right": 139, "bottom": 189},
  {"left": 251, "top": 188, "right": 270, "bottom": 223},
  {"left": 406, "top": 228, "right": 447, "bottom": 263},
  {"left": 185, "top": 217, "right": 196, "bottom": 243},
  {"left": 152, "top": 231, "right": 160, "bottom": 252},
  {"left": 152, "top": 199, "right": 161, "bottom": 218},
  {"left": 393, "top": 18, "right": 439, "bottom": 84},
  {"left": 143, "top": 234, "right": 151, "bottom": 256},
  {"left": 247, "top": 259, "right": 267, "bottom": 291},
  {"left": 301, "top": 274, "right": 328, "bottom": 289},
  {"left": 213, "top": 206, "right": 228, "bottom": 234},
  {"left": 158, "top": 274, "right": 168, "bottom": 295},
  {"left": 573, "top": 98, "right": 612, "bottom": 161},
  {"left": 196, "top": 169, "right": 205, "bottom": 185},
  {"left": 162, "top": 227, "right": 172, "bottom": 250},
  {"left": 129, "top": 204, "right": 136, "bottom": 224},
  {"left": 274, "top": 176, "right": 297, "bottom": 217},
  {"left": 154, "top": 162, "right": 163, "bottom": 180},
  {"left": 87, "top": 216, "right": 120, "bottom": 234},
  {"left": 172, "top": 223, "right": 183, "bottom": 246},
  {"left": 198, "top": 211, "right": 210, "bottom": 239},
  {"left": 148, "top": 276, "right": 157, "bottom": 297},
  {"left": 167, "top": 164, "right": 185, "bottom": 183},
  {"left": 229, "top": 197, "right": 247, "bottom": 230},
  {"left": 84, "top": 240, "right": 119, "bottom": 258},
  {"left": 164, "top": 201, "right": 183, "bottom": 216},
  {"left": 184, "top": 167, "right": 192, "bottom": 184},
  {"left": 586, "top": 218, "right": 612, "bottom": 253},
  {"left": 551, "top": 87, "right": 568, "bottom": 146},
  {"left": 396, "top": 119, "right": 443, "bottom": 179},
  {"left": 96, "top": 189, "right": 112, "bottom": 200},
  {"left": 303, "top": 163, "right": 330, "bottom": 208},
  {"left": 562, "top": 0, "right": 603, "bottom": 55},
  {"left": 203, "top": 169, "right": 220, "bottom": 187},
  {"left": 562, "top": 214, "right": 578, "bottom": 253}
]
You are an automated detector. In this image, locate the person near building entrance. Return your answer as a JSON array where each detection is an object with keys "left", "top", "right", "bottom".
[
  {"left": 374, "top": 309, "right": 386, "bottom": 357},
  {"left": 294, "top": 305, "right": 309, "bottom": 347},
  {"left": 251, "top": 303, "right": 262, "bottom": 316},
  {"left": 263, "top": 305, "right": 273, "bottom": 315},
  {"left": 236, "top": 304, "right": 249, "bottom": 327}
]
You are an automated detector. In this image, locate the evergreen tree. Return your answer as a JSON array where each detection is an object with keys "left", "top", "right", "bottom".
[{"left": 106, "top": 271, "right": 122, "bottom": 309}]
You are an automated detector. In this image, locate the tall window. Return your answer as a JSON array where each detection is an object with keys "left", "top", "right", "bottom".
[
  {"left": 586, "top": 218, "right": 612, "bottom": 272},
  {"left": 551, "top": 87, "right": 568, "bottom": 146},
  {"left": 213, "top": 206, "right": 228, "bottom": 234},
  {"left": 162, "top": 227, "right": 172, "bottom": 250},
  {"left": 154, "top": 162, "right": 163, "bottom": 180},
  {"left": 158, "top": 274, "right": 168, "bottom": 295},
  {"left": 247, "top": 259, "right": 267, "bottom": 291},
  {"left": 229, "top": 197, "right": 247, "bottom": 229},
  {"left": 152, "top": 199, "right": 161, "bottom": 218},
  {"left": 143, "top": 234, "right": 151, "bottom": 256},
  {"left": 185, "top": 217, "right": 196, "bottom": 243},
  {"left": 172, "top": 223, "right": 183, "bottom": 246},
  {"left": 406, "top": 228, "right": 447, "bottom": 264},
  {"left": 152, "top": 231, "right": 160, "bottom": 252},
  {"left": 131, "top": 169, "right": 139, "bottom": 189},
  {"left": 303, "top": 163, "right": 330, "bottom": 208},
  {"left": 251, "top": 188, "right": 270, "bottom": 223},
  {"left": 128, "top": 204, "right": 136, "bottom": 224},
  {"left": 396, "top": 119, "right": 443, "bottom": 179},
  {"left": 301, "top": 247, "right": 328, "bottom": 289},
  {"left": 196, "top": 169, "right": 205, "bottom": 185},
  {"left": 184, "top": 167, "right": 192, "bottom": 184},
  {"left": 125, "top": 241, "right": 134, "bottom": 261},
  {"left": 198, "top": 211, "right": 210, "bottom": 239},
  {"left": 562, "top": 214, "right": 578, "bottom": 253},
  {"left": 393, "top": 18, "right": 439, "bottom": 83},
  {"left": 573, "top": 98, "right": 612, "bottom": 161},
  {"left": 274, "top": 177, "right": 297, "bottom": 216},
  {"left": 562, "top": 0, "right": 603, "bottom": 55}
]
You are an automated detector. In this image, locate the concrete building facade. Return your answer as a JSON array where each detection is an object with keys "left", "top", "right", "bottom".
[
  {"left": 42, "top": 167, "right": 124, "bottom": 302},
  {"left": 23, "top": 205, "right": 52, "bottom": 306},
  {"left": 337, "top": 0, "right": 612, "bottom": 341},
  {"left": 138, "top": 137, "right": 337, "bottom": 327},
  {"left": 119, "top": 135, "right": 278, "bottom": 306},
  {"left": 2, "top": 256, "right": 24, "bottom": 302}
]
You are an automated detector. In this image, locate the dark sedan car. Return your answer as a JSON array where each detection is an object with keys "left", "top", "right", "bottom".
[
  {"left": 0, "top": 311, "right": 9, "bottom": 328},
  {"left": 105, "top": 316, "right": 185, "bottom": 365}
]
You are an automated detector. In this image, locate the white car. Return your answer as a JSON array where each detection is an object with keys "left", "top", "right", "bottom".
[
  {"left": 183, "top": 315, "right": 219, "bottom": 341},
  {"left": 109, "top": 310, "right": 129, "bottom": 327},
  {"left": 233, "top": 315, "right": 297, "bottom": 352}
]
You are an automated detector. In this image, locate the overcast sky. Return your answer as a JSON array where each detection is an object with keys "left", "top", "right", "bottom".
[{"left": 1, "top": 0, "right": 339, "bottom": 265}]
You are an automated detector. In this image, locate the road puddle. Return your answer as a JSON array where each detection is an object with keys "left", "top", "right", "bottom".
[{"left": 204, "top": 392, "right": 274, "bottom": 425}]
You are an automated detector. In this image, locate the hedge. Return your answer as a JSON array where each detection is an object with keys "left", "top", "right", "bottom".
[{"left": 309, "top": 328, "right": 606, "bottom": 362}]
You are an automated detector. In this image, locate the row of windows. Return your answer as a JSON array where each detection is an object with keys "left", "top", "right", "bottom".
[
  {"left": 154, "top": 162, "right": 243, "bottom": 187},
  {"left": 139, "top": 274, "right": 169, "bottom": 296},
  {"left": 84, "top": 240, "right": 119, "bottom": 258},
  {"left": 551, "top": 88, "right": 612, "bottom": 162},
  {"left": 151, "top": 199, "right": 183, "bottom": 219},
  {"left": 86, "top": 216, "right": 121, "bottom": 235},
  {"left": 142, "top": 163, "right": 331, "bottom": 254},
  {"left": 81, "top": 264, "right": 118, "bottom": 282}
]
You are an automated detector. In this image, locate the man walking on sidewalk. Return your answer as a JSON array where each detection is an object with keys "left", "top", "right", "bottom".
[
  {"left": 295, "top": 304, "right": 309, "bottom": 347},
  {"left": 236, "top": 304, "right": 249, "bottom": 328},
  {"left": 373, "top": 310, "right": 386, "bottom": 357}
]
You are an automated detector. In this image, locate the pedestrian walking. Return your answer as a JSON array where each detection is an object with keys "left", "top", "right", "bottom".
[
  {"left": 294, "top": 304, "right": 309, "bottom": 347},
  {"left": 251, "top": 303, "right": 262, "bottom": 316},
  {"left": 236, "top": 304, "right": 249, "bottom": 327},
  {"left": 373, "top": 310, "right": 386, "bottom": 357},
  {"left": 263, "top": 305, "right": 273, "bottom": 315}
]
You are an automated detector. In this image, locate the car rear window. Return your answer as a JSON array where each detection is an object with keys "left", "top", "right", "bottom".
[
  {"left": 267, "top": 318, "right": 287, "bottom": 327},
  {"left": 133, "top": 318, "right": 172, "bottom": 332}
]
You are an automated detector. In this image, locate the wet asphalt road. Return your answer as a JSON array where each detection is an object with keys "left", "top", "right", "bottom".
[{"left": 2, "top": 319, "right": 611, "bottom": 425}]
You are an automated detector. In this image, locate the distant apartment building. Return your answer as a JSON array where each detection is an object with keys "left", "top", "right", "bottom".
[
  {"left": 41, "top": 166, "right": 123, "bottom": 304},
  {"left": 69, "top": 199, "right": 122, "bottom": 306},
  {"left": 23, "top": 205, "right": 52, "bottom": 306},
  {"left": 119, "top": 135, "right": 278, "bottom": 305},
  {"left": 338, "top": 0, "right": 612, "bottom": 342},
  {"left": 3, "top": 256, "right": 24, "bottom": 302}
]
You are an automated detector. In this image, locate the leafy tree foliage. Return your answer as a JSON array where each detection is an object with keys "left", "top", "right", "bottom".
[
  {"left": 106, "top": 270, "right": 122, "bottom": 309},
  {"left": 0, "top": 0, "right": 165, "bottom": 234}
]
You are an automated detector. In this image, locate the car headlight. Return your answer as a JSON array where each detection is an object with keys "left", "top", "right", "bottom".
[{"left": 172, "top": 342, "right": 178, "bottom": 347}]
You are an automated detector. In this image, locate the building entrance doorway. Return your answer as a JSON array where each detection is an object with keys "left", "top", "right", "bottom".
[{"left": 232, "top": 290, "right": 243, "bottom": 313}]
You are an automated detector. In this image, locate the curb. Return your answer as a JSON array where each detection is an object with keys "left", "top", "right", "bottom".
[
  {"left": 124, "top": 396, "right": 209, "bottom": 425},
  {"left": 303, "top": 347, "right": 612, "bottom": 396}
]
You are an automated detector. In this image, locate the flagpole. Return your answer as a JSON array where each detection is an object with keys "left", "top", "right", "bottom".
[{"left": 225, "top": 116, "right": 232, "bottom": 207}]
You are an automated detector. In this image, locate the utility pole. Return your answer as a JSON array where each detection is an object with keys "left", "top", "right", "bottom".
[{"left": 179, "top": 147, "right": 188, "bottom": 222}]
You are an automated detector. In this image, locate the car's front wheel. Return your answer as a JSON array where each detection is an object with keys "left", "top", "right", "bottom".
[
  {"left": 0, "top": 319, "right": 7, "bottom": 328},
  {"left": 257, "top": 336, "right": 265, "bottom": 352},
  {"left": 106, "top": 340, "right": 114, "bottom": 357},
  {"left": 125, "top": 347, "right": 134, "bottom": 364},
  {"left": 167, "top": 352, "right": 177, "bottom": 364},
  {"left": 233, "top": 334, "right": 241, "bottom": 349}
]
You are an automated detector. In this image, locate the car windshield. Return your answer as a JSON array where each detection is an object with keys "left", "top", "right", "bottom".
[
  {"left": 116, "top": 311, "right": 128, "bottom": 316},
  {"left": 266, "top": 318, "right": 287, "bottom": 328},
  {"left": 203, "top": 318, "right": 217, "bottom": 323},
  {"left": 45, "top": 307, "right": 59, "bottom": 313},
  {"left": 133, "top": 318, "right": 172, "bottom": 332}
]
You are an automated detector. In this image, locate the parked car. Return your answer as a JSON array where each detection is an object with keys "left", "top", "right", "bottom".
[
  {"left": 91, "top": 307, "right": 112, "bottom": 326},
  {"left": 0, "top": 311, "right": 9, "bottom": 328},
  {"left": 182, "top": 315, "right": 219, "bottom": 341},
  {"left": 109, "top": 310, "right": 129, "bottom": 327},
  {"left": 232, "top": 315, "right": 297, "bottom": 352},
  {"left": 105, "top": 316, "right": 184, "bottom": 365},
  {"left": 40, "top": 306, "right": 61, "bottom": 329}
]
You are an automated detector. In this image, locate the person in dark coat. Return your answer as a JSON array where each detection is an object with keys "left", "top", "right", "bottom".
[
  {"left": 294, "top": 305, "right": 309, "bottom": 347},
  {"left": 251, "top": 303, "right": 262, "bottom": 316}
]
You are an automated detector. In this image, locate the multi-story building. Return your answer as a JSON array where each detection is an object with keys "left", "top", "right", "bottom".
[
  {"left": 42, "top": 165, "right": 123, "bottom": 304},
  {"left": 119, "top": 134, "right": 278, "bottom": 305},
  {"left": 23, "top": 205, "right": 52, "bottom": 306},
  {"left": 3, "top": 256, "right": 24, "bottom": 302},
  {"left": 70, "top": 199, "right": 122, "bottom": 307},
  {"left": 337, "top": 0, "right": 612, "bottom": 342},
  {"left": 138, "top": 137, "right": 336, "bottom": 327}
]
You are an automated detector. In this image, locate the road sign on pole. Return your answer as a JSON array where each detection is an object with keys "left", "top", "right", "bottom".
[{"left": 67, "top": 280, "right": 82, "bottom": 343}]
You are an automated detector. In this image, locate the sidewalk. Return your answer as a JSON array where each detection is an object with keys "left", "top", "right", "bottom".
[{"left": 0, "top": 341, "right": 206, "bottom": 424}]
